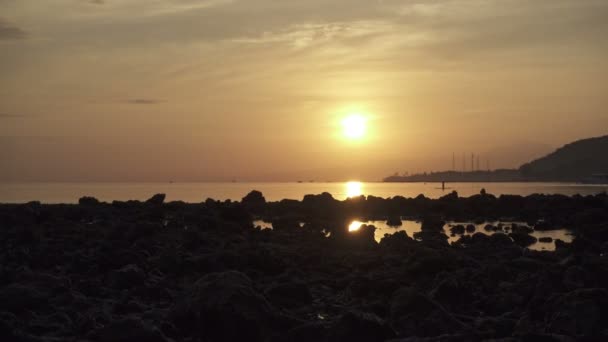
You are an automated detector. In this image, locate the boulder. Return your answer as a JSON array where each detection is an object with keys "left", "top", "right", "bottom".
[
  {"left": 146, "top": 194, "right": 166, "bottom": 205},
  {"left": 79, "top": 196, "right": 100, "bottom": 206},
  {"left": 265, "top": 281, "right": 312, "bottom": 308},
  {"left": 169, "top": 271, "right": 288, "bottom": 341},
  {"left": 484, "top": 224, "right": 499, "bottom": 232},
  {"left": 509, "top": 232, "right": 537, "bottom": 247},
  {"left": 386, "top": 216, "right": 403, "bottom": 227},
  {"left": 242, "top": 190, "right": 266, "bottom": 213},
  {"left": 111, "top": 264, "right": 146, "bottom": 289},
  {"left": 328, "top": 311, "right": 394, "bottom": 342},
  {"left": 465, "top": 224, "right": 476, "bottom": 233},
  {"left": 389, "top": 287, "right": 465, "bottom": 337},
  {"left": 0, "top": 284, "right": 48, "bottom": 313},
  {"left": 545, "top": 288, "right": 608, "bottom": 336},
  {"left": 94, "top": 318, "right": 169, "bottom": 342},
  {"left": 421, "top": 217, "right": 445, "bottom": 232},
  {"left": 450, "top": 225, "right": 465, "bottom": 235}
]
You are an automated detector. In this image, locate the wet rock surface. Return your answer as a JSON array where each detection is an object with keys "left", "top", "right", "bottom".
[{"left": 1, "top": 191, "right": 608, "bottom": 341}]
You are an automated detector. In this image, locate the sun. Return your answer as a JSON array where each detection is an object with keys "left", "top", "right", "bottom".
[{"left": 342, "top": 114, "right": 367, "bottom": 139}]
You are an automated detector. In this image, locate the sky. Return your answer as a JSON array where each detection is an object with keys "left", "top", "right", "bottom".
[{"left": 1, "top": 0, "right": 607, "bottom": 182}]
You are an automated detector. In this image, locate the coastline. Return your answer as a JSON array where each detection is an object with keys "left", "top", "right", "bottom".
[{"left": 1, "top": 191, "right": 607, "bottom": 340}]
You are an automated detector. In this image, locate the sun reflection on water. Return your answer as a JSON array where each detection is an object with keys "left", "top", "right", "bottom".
[
  {"left": 346, "top": 181, "right": 363, "bottom": 198},
  {"left": 349, "top": 220, "right": 364, "bottom": 232}
]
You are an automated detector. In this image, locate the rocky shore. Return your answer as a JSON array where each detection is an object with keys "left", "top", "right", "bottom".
[{"left": 1, "top": 190, "right": 608, "bottom": 341}]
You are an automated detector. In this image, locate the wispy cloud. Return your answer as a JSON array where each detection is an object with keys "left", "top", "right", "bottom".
[
  {"left": 0, "top": 19, "right": 26, "bottom": 40},
  {"left": 0, "top": 113, "right": 25, "bottom": 118},
  {"left": 126, "top": 99, "right": 164, "bottom": 105}
]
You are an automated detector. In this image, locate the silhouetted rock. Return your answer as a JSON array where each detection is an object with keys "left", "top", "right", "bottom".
[
  {"left": 328, "top": 310, "right": 394, "bottom": 342},
  {"left": 94, "top": 318, "right": 169, "bottom": 342},
  {"left": 465, "top": 224, "right": 476, "bottom": 233},
  {"left": 538, "top": 237, "right": 553, "bottom": 243},
  {"left": 509, "top": 232, "right": 538, "bottom": 247},
  {"left": 79, "top": 196, "right": 100, "bottom": 206},
  {"left": 484, "top": 224, "right": 499, "bottom": 232},
  {"left": 390, "top": 287, "right": 465, "bottom": 337},
  {"left": 421, "top": 217, "right": 445, "bottom": 232},
  {"left": 265, "top": 281, "right": 312, "bottom": 308},
  {"left": 387, "top": 216, "right": 403, "bottom": 227},
  {"left": 242, "top": 190, "right": 266, "bottom": 213},
  {"left": 0, "top": 284, "right": 48, "bottom": 313},
  {"left": 1, "top": 191, "right": 607, "bottom": 340},
  {"left": 511, "top": 224, "right": 533, "bottom": 235},
  {"left": 169, "top": 271, "right": 287, "bottom": 341},
  {"left": 111, "top": 264, "right": 146, "bottom": 289},
  {"left": 146, "top": 193, "right": 166, "bottom": 205},
  {"left": 545, "top": 288, "right": 608, "bottom": 336},
  {"left": 450, "top": 225, "right": 465, "bottom": 235}
]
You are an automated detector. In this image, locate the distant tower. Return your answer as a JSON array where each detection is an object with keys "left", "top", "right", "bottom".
[
  {"left": 462, "top": 153, "right": 466, "bottom": 172},
  {"left": 452, "top": 152, "right": 455, "bottom": 171},
  {"left": 471, "top": 153, "right": 474, "bottom": 173},
  {"left": 486, "top": 159, "right": 490, "bottom": 171}
]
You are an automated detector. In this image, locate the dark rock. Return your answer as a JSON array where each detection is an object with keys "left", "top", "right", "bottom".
[
  {"left": 534, "top": 219, "right": 558, "bottom": 231},
  {"left": 509, "top": 232, "right": 538, "bottom": 247},
  {"left": 430, "top": 276, "right": 474, "bottom": 312},
  {"left": 344, "top": 224, "right": 377, "bottom": 247},
  {"left": 555, "top": 239, "right": 572, "bottom": 251},
  {"left": 0, "top": 284, "right": 48, "bottom": 313},
  {"left": 265, "top": 281, "right": 312, "bottom": 308},
  {"left": 389, "top": 287, "right": 465, "bottom": 337},
  {"left": 465, "top": 224, "right": 476, "bottom": 233},
  {"left": 146, "top": 194, "right": 166, "bottom": 205},
  {"left": 450, "top": 225, "right": 465, "bottom": 235},
  {"left": 379, "top": 231, "right": 415, "bottom": 250},
  {"left": 421, "top": 216, "right": 445, "bottom": 232},
  {"left": 169, "top": 271, "right": 288, "bottom": 341},
  {"left": 328, "top": 310, "right": 394, "bottom": 342},
  {"left": 242, "top": 190, "right": 266, "bottom": 213},
  {"left": 286, "top": 322, "right": 328, "bottom": 342},
  {"left": 489, "top": 233, "right": 514, "bottom": 246},
  {"left": 484, "top": 224, "right": 499, "bottom": 232},
  {"left": 545, "top": 288, "right": 608, "bottom": 336},
  {"left": 511, "top": 224, "right": 534, "bottom": 235},
  {"left": 94, "top": 318, "right": 169, "bottom": 342},
  {"left": 111, "top": 264, "right": 146, "bottom": 289},
  {"left": 387, "top": 216, "right": 403, "bottom": 227},
  {"left": 79, "top": 196, "right": 100, "bottom": 206},
  {"left": 563, "top": 266, "right": 590, "bottom": 290},
  {"left": 538, "top": 237, "right": 553, "bottom": 243}
]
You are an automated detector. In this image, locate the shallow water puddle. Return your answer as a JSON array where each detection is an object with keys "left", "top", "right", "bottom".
[
  {"left": 254, "top": 219, "right": 573, "bottom": 251},
  {"left": 443, "top": 221, "right": 574, "bottom": 251}
]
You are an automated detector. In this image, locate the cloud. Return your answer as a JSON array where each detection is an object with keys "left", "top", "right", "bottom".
[
  {"left": 0, "top": 19, "right": 25, "bottom": 40},
  {"left": 126, "top": 99, "right": 164, "bottom": 104},
  {"left": 0, "top": 113, "right": 25, "bottom": 118}
]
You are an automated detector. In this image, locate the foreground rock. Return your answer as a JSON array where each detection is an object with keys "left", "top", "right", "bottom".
[{"left": 0, "top": 191, "right": 607, "bottom": 341}]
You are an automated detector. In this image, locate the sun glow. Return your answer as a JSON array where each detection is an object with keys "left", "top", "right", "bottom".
[
  {"left": 342, "top": 114, "right": 367, "bottom": 139},
  {"left": 345, "top": 181, "right": 363, "bottom": 198}
]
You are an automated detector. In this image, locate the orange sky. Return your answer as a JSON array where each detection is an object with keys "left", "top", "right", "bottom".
[{"left": 1, "top": 0, "right": 607, "bottom": 181}]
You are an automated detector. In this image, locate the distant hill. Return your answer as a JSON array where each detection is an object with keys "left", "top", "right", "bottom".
[
  {"left": 384, "top": 135, "right": 608, "bottom": 183},
  {"left": 519, "top": 135, "right": 608, "bottom": 181}
]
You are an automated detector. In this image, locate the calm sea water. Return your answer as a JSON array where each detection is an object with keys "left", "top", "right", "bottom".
[{"left": 0, "top": 182, "right": 606, "bottom": 204}]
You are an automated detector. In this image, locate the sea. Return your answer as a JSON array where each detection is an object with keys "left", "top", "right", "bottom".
[{"left": 0, "top": 181, "right": 606, "bottom": 204}]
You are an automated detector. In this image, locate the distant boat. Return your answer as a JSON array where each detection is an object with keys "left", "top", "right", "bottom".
[{"left": 580, "top": 174, "right": 608, "bottom": 184}]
